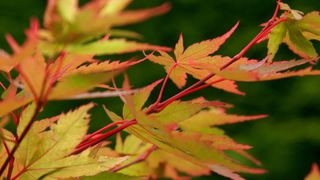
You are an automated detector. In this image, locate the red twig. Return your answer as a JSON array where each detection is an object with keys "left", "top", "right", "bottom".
[
  {"left": 81, "top": 121, "right": 126, "bottom": 143},
  {"left": 72, "top": 119, "right": 137, "bottom": 155},
  {"left": 156, "top": 63, "right": 178, "bottom": 105},
  {"left": 220, "top": 17, "right": 286, "bottom": 71},
  {"left": 0, "top": 82, "right": 6, "bottom": 91}
]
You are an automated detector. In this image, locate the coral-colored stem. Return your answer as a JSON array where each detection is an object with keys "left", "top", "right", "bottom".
[
  {"left": 110, "top": 145, "right": 157, "bottom": 172},
  {"left": 72, "top": 119, "right": 137, "bottom": 155},
  {"left": 146, "top": 63, "right": 178, "bottom": 114},
  {"left": 147, "top": 73, "right": 213, "bottom": 114},
  {"left": 155, "top": 63, "right": 178, "bottom": 105},
  {"left": 272, "top": 0, "right": 281, "bottom": 21},
  {"left": 220, "top": 18, "right": 286, "bottom": 71},
  {"left": 0, "top": 82, "right": 6, "bottom": 91},
  {"left": 81, "top": 121, "right": 126, "bottom": 143}
]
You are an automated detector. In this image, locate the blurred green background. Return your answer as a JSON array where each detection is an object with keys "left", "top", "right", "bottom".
[{"left": 0, "top": 0, "right": 319, "bottom": 179}]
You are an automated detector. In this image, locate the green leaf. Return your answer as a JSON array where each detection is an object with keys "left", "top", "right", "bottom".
[
  {"left": 57, "top": 0, "right": 77, "bottom": 22},
  {"left": 66, "top": 39, "right": 170, "bottom": 55},
  {"left": 299, "top": 12, "right": 320, "bottom": 36},
  {"left": 267, "top": 22, "right": 287, "bottom": 62},
  {"left": 106, "top": 82, "right": 266, "bottom": 179},
  {"left": 82, "top": 171, "right": 140, "bottom": 180},
  {"left": 16, "top": 103, "right": 36, "bottom": 136},
  {"left": 29, "top": 104, "right": 93, "bottom": 163},
  {"left": 285, "top": 20, "right": 318, "bottom": 59},
  {"left": 0, "top": 91, "right": 32, "bottom": 117},
  {"left": 32, "top": 150, "right": 127, "bottom": 179},
  {"left": 179, "top": 22, "right": 238, "bottom": 61},
  {"left": 189, "top": 57, "right": 320, "bottom": 82},
  {"left": 49, "top": 72, "right": 118, "bottom": 100},
  {"left": 14, "top": 104, "right": 127, "bottom": 179},
  {"left": 101, "top": 0, "right": 132, "bottom": 15}
]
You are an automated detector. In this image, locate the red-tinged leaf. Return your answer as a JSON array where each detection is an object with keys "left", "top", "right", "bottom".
[
  {"left": 108, "top": 3, "right": 171, "bottom": 26},
  {"left": 148, "top": 24, "right": 242, "bottom": 91},
  {"left": 180, "top": 108, "right": 267, "bottom": 127},
  {"left": 179, "top": 22, "right": 239, "bottom": 61},
  {"left": 48, "top": 58, "right": 140, "bottom": 100},
  {"left": 66, "top": 60, "right": 137, "bottom": 75},
  {"left": 18, "top": 51, "right": 47, "bottom": 98},
  {"left": 189, "top": 57, "right": 320, "bottom": 82},
  {"left": 122, "top": 79, "right": 163, "bottom": 119},
  {"left": 149, "top": 52, "right": 187, "bottom": 89},
  {"left": 0, "top": 20, "right": 39, "bottom": 72},
  {"left": 0, "top": 51, "right": 14, "bottom": 72},
  {"left": 43, "top": 0, "right": 170, "bottom": 50},
  {"left": 305, "top": 163, "right": 320, "bottom": 180},
  {"left": 106, "top": 82, "right": 265, "bottom": 179},
  {"left": 0, "top": 91, "right": 32, "bottom": 117},
  {"left": 101, "top": 0, "right": 132, "bottom": 15},
  {"left": 166, "top": 65, "right": 187, "bottom": 89},
  {"left": 66, "top": 39, "right": 171, "bottom": 55},
  {"left": 180, "top": 64, "right": 245, "bottom": 95},
  {"left": 279, "top": 2, "right": 304, "bottom": 20},
  {"left": 210, "top": 164, "right": 245, "bottom": 180},
  {"left": 174, "top": 33, "right": 184, "bottom": 60},
  {"left": 260, "top": 67, "right": 320, "bottom": 81}
]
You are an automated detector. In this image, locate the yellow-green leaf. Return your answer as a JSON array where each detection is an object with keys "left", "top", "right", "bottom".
[
  {"left": 66, "top": 39, "right": 170, "bottom": 55},
  {"left": 267, "top": 22, "right": 287, "bottom": 62},
  {"left": 57, "top": 0, "right": 77, "bottom": 22}
]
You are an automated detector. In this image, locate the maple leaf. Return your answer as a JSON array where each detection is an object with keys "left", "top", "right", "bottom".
[
  {"left": 111, "top": 134, "right": 210, "bottom": 179},
  {"left": 148, "top": 22, "right": 242, "bottom": 94},
  {"left": 41, "top": 0, "right": 171, "bottom": 56},
  {"left": 267, "top": 4, "right": 320, "bottom": 61},
  {"left": 188, "top": 57, "right": 320, "bottom": 82},
  {"left": 305, "top": 163, "right": 320, "bottom": 180},
  {"left": 104, "top": 79, "right": 266, "bottom": 179},
  {"left": 0, "top": 53, "right": 139, "bottom": 117},
  {"left": 0, "top": 19, "right": 39, "bottom": 72},
  {"left": 0, "top": 103, "right": 127, "bottom": 179},
  {"left": 149, "top": 21, "right": 320, "bottom": 95},
  {"left": 65, "top": 38, "right": 170, "bottom": 55}
]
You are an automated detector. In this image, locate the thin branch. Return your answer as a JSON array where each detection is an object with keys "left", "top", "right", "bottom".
[
  {"left": 81, "top": 121, "right": 126, "bottom": 143},
  {"left": 0, "top": 82, "right": 6, "bottom": 91},
  {"left": 155, "top": 63, "right": 178, "bottom": 106},
  {"left": 71, "top": 119, "right": 137, "bottom": 155}
]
